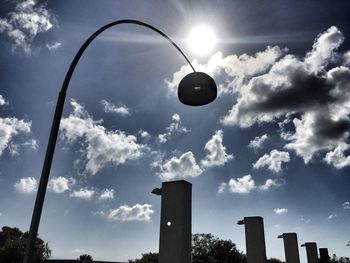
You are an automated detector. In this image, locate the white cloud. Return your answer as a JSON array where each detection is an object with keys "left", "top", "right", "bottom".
[
  {"left": 221, "top": 55, "right": 307, "bottom": 127},
  {"left": 22, "top": 138, "right": 38, "bottom": 150},
  {"left": 305, "top": 26, "right": 344, "bottom": 73},
  {"left": 301, "top": 216, "right": 311, "bottom": 224},
  {"left": 328, "top": 214, "right": 337, "bottom": 219},
  {"left": 108, "top": 204, "right": 154, "bottom": 222},
  {"left": 284, "top": 113, "right": 342, "bottom": 163},
  {"left": 0, "top": 0, "right": 54, "bottom": 53},
  {"left": 201, "top": 130, "right": 233, "bottom": 168},
  {"left": 218, "top": 182, "right": 227, "bottom": 194},
  {"left": 0, "top": 95, "right": 8, "bottom": 106},
  {"left": 165, "top": 46, "right": 283, "bottom": 94},
  {"left": 274, "top": 208, "right": 288, "bottom": 215},
  {"left": 0, "top": 212, "right": 2, "bottom": 217},
  {"left": 48, "top": 176, "right": 75, "bottom": 193},
  {"left": 101, "top": 100, "right": 130, "bottom": 117},
  {"left": 248, "top": 134, "right": 269, "bottom": 149},
  {"left": 253, "top": 149, "right": 290, "bottom": 173},
  {"left": 0, "top": 95, "right": 36, "bottom": 156},
  {"left": 92, "top": 211, "right": 106, "bottom": 217},
  {"left": 343, "top": 201, "right": 350, "bottom": 209},
  {"left": 221, "top": 27, "right": 346, "bottom": 128},
  {"left": 158, "top": 113, "right": 190, "bottom": 143},
  {"left": 258, "top": 178, "right": 281, "bottom": 191},
  {"left": 14, "top": 177, "right": 37, "bottom": 194},
  {"left": 217, "top": 26, "right": 350, "bottom": 166},
  {"left": 46, "top": 42, "right": 61, "bottom": 52},
  {"left": 0, "top": 117, "right": 32, "bottom": 156},
  {"left": 324, "top": 143, "right": 350, "bottom": 169},
  {"left": 60, "top": 100, "right": 144, "bottom": 175},
  {"left": 226, "top": 175, "right": 256, "bottom": 194},
  {"left": 219, "top": 176, "right": 281, "bottom": 194},
  {"left": 99, "top": 189, "right": 115, "bottom": 200},
  {"left": 138, "top": 129, "right": 150, "bottom": 140},
  {"left": 70, "top": 188, "right": 95, "bottom": 200},
  {"left": 156, "top": 151, "right": 202, "bottom": 180},
  {"left": 345, "top": 51, "right": 350, "bottom": 66}
]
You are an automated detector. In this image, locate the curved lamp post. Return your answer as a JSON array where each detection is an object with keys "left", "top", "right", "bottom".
[{"left": 23, "top": 19, "right": 217, "bottom": 263}]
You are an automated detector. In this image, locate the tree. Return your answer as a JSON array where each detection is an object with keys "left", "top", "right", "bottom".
[
  {"left": 128, "top": 252, "right": 158, "bottom": 263},
  {"left": 129, "top": 233, "right": 246, "bottom": 263},
  {"left": 0, "top": 226, "right": 51, "bottom": 263},
  {"left": 330, "top": 254, "right": 350, "bottom": 263},
  {"left": 77, "top": 254, "right": 94, "bottom": 262},
  {"left": 267, "top": 258, "right": 284, "bottom": 263},
  {"left": 192, "top": 233, "right": 246, "bottom": 263}
]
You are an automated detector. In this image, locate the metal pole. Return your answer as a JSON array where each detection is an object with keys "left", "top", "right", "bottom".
[{"left": 23, "top": 19, "right": 195, "bottom": 263}]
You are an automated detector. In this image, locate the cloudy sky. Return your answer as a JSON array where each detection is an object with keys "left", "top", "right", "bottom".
[{"left": 1, "top": 0, "right": 350, "bottom": 261}]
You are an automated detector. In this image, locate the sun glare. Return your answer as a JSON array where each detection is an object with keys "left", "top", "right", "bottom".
[{"left": 187, "top": 25, "right": 216, "bottom": 55}]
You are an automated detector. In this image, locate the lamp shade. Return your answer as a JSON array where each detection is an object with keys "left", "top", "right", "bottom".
[{"left": 178, "top": 72, "right": 217, "bottom": 106}]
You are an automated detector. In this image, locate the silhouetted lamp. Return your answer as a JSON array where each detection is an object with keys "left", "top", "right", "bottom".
[
  {"left": 178, "top": 72, "right": 217, "bottom": 106},
  {"left": 237, "top": 219, "right": 245, "bottom": 225},
  {"left": 23, "top": 19, "right": 217, "bottom": 263},
  {"left": 151, "top": 187, "right": 162, "bottom": 196}
]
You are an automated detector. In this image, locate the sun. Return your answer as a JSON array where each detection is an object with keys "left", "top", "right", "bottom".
[{"left": 187, "top": 25, "right": 216, "bottom": 55}]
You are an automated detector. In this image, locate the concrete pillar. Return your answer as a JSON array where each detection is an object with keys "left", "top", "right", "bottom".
[
  {"left": 153, "top": 180, "right": 192, "bottom": 263},
  {"left": 278, "top": 233, "right": 300, "bottom": 263},
  {"left": 237, "top": 216, "right": 267, "bottom": 263},
  {"left": 301, "top": 242, "right": 318, "bottom": 263},
  {"left": 319, "top": 248, "right": 330, "bottom": 263}
]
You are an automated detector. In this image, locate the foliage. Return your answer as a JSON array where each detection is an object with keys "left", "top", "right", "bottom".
[
  {"left": 0, "top": 226, "right": 51, "bottom": 263},
  {"left": 128, "top": 252, "right": 158, "bottom": 263},
  {"left": 330, "top": 254, "right": 350, "bottom": 263},
  {"left": 129, "top": 233, "right": 247, "bottom": 263},
  {"left": 267, "top": 258, "right": 284, "bottom": 263},
  {"left": 192, "top": 233, "right": 246, "bottom": 263},
  {"left": 77, "top": 254, "right": 94, "bottom": 262}
]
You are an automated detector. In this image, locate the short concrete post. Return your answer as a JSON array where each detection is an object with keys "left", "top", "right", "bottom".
[
  {"left": 319, "top": 248, "right": 330, "bottom": 263},
  {"left": 301, "top": 242, "right": 319, "bottom": 263},
  {"left": 238, "top": 216, "right": 267, "bottom": 263},
  {"left": 278, "top": 233, "right": 300, "bottom": 263},
  {"left": 152, "top": 180, "right": 192, "bottom": 263}
]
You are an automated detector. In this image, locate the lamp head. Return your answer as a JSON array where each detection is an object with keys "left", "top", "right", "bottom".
[
  {"left": 151, "top": 187, "right": 162, "bottom": 196},
  {"left": 237, "top": 219, "right": 245, "bottom": 225},
  {"left": 178, "top": 72, "right": 217, "bottom": 106}
]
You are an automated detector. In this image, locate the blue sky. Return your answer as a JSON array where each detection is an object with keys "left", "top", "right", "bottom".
[{"left": 0, "top": 0, "right": 350, "bottom": 261}]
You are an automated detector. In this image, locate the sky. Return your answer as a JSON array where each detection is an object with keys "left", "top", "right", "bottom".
[{"left": 0, "top": 0, "right": 350, "bottom": 262}]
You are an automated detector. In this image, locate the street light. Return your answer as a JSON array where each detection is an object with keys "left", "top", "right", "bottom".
[{"left": 23, "top": 19, "right": 217, "bottom": 263}]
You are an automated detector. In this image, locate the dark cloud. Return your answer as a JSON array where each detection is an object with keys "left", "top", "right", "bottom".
[
  {"left": 253, "top": 74, "right": 335, "bottom": 112},
  {"left": 219, "top": 26, "right": 350, "bottom": 165}
]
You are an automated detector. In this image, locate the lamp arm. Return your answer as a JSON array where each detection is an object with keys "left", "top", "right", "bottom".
[{"left": 23, "top": 19, "right": 195, "bottom": 263}]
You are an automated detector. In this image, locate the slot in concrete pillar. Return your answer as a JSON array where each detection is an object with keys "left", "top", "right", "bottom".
[
  {"left": 319, "top": 248, "right": 330, "bottom": 263},
  {"left": 301, "top": 242, "right": 318, "bottom": 263},
  {"left": 237, "top": 216, "right": 267, "bottom": 263},
  {"left": 278, "top": 233, "right": 300, "bottom": 263},
  {"left": 153, "top": 180, "right": 192, "bottom": 263}
]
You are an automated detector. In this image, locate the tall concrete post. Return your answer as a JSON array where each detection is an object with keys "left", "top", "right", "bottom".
[
  {"left": 237, "top": 216, "right": 267, "bottom": 263},
  {"left": 152, "top": 180, "right": 192, "bottom": 263},
  {"left": 278, "top": 233, "right": 300, "bottom": 263},
  {"left": 301, "top": 242, "right": 319, "bottom": 263},
  {"left": 319, "top": 248, "right": 330, "bottom": 263}
]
